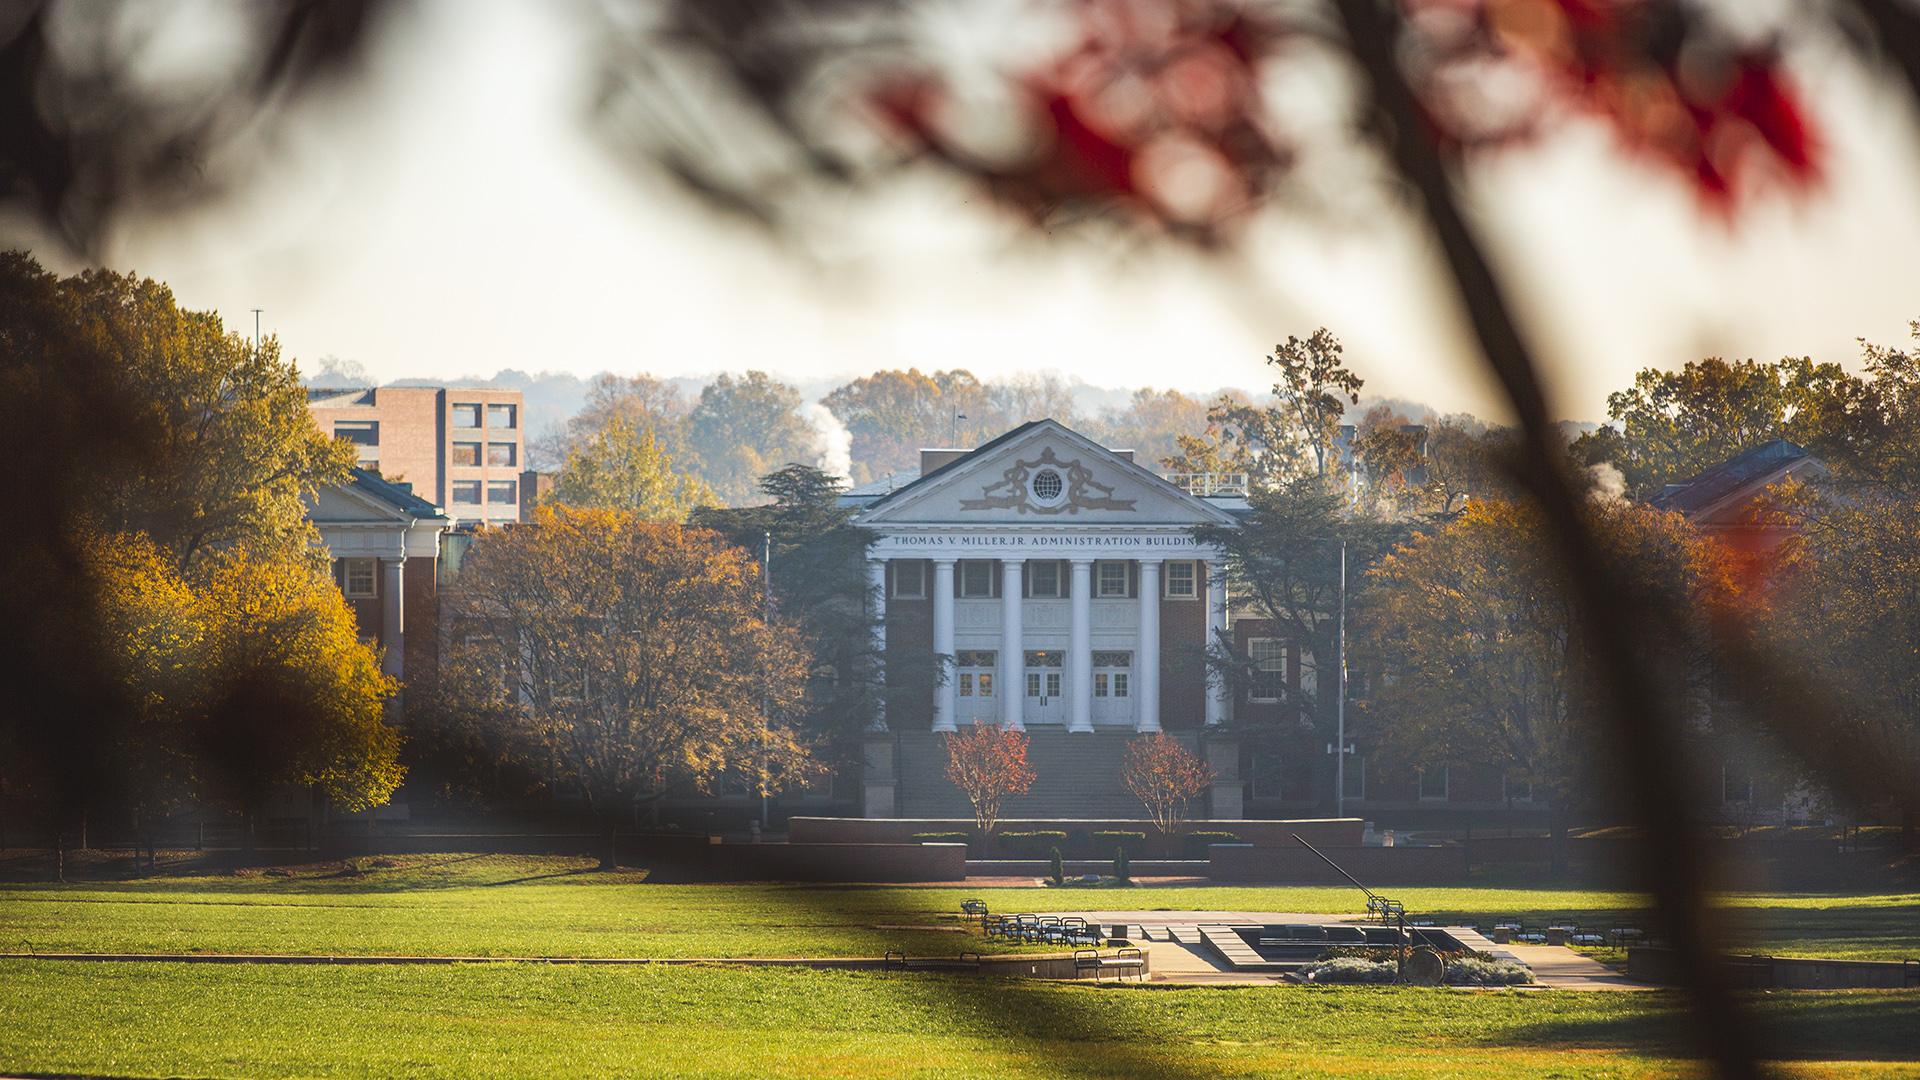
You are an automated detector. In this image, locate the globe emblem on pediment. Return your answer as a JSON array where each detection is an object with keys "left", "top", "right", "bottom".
[{"left": 960, "top": 446, "right": 1136, "bottom": 515}]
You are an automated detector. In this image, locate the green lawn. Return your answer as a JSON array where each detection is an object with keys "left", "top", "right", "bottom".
[
  {"left": 4, "top": 961, "right": 1919, "bottom": 1078},
  {"left": 3, "top": 855, "right": 1918, "bottom": 1078},
  {"left": 1, "top": 853, "right": 1915, "bottom": 961}
]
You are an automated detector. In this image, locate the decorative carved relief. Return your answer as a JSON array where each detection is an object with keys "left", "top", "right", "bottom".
[{"left": 959, "top": 446, "right": 1136, "bottom": 515}]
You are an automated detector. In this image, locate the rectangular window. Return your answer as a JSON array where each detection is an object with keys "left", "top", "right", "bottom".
[
  {"left": 976, "top": 673, "right": 993, "bottom": 698},
  {"left": 1248, "top": 637, "right": 1287, "bottom": 702},
  {"left": 452, "top": 441, "right": 481, "bottom": 467},
  {"left": 1091, "top": 650, "right": 1132, "bottom": 667},
  {"left": 487, "top": 403, "right": 517, "bottom": 429},
  {"left": 958, "top": 673, "right": 973, "bottom": 697},
  {"left": 452, "top": 403, "right": 482, "bottom": 429},
  {"left": 959, "top": 560, "right": 994, "bottom": 598},
  {"left": 1094, "top": 673, "right": 1108, "bottom": 698},
  {"left": 342, "top": 558, "right": 377, "bottom": 599},
  {"left": 487, "top": 442, "right": 517, "bottom": 467},
  {"left": 890, "top": 561, "right": 926, "bottom": 599},
  {"left": 1097, "top": 561, "right": 1129, "bottom": 598},
  {"left": 1419, "top": 766, "right": 1450, "bottom": 801},
  {"left": 452, "top": 480, "right": 482, "bottom": 505},
  {"left": 1025, "top": 560, "right": 1062, "bottom": 598},
  {"left": 487, "top": 479, "right": 518, "bottom": 505},
  {"left": 1164, "top": 560, "right": 1197, "bottom": 598},
  {"left": 333, "top": 420, "right": 378, "bottom": 446},
  {"left": 1111, "top": 673, "right": 1129, "bottom": 698}
]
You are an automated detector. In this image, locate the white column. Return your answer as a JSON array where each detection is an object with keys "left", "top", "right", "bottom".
[
  {"left": 932, "top": 559, "right": 957, "bottom": 733},
  {"left": 1000, "top": 557, "right": 1025, "bottom": 731},
  {"left": 867, "top": 558, "right": 888, "bottom": 732},
  {"left": 1135, "top": 558, "right": 1161, "bottom": 733},
  {"left": 380, "top": 557, "right": 406, "bottom": 681},
  {"left": 1069, "top": 558, "right": 1093, "bottom": 733},
  {"left": 1205, "top": 559, "right": 1229, "bottom": 726}
]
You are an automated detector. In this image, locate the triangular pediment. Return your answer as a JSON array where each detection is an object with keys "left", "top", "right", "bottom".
[
  {"left": 856, "top": 420, "right": 1236, "bottom": 527},
  {"left": 307, "top": 482, "right": 414, "bottom": 524}
]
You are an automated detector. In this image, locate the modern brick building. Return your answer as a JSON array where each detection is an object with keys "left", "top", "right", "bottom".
[{"left": 308, "top": 386, "right": 526, "bottom": 525}]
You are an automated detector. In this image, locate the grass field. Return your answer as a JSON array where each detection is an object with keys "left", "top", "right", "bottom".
[
  {"left": 4, "top": 961, "right": 1919, "bottom": 1078},
  {"left": 4, "top": 854, "right": 1917, "bottom": 1078},
  {"left": 2, "top": 853, "right": 1915, "bottom": 960}
]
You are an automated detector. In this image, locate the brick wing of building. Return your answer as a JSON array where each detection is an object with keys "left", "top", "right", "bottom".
[{"left": 844, "top": 419, "right": 1246, "bottom": 820}]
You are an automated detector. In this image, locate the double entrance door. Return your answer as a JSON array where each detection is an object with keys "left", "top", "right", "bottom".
[{"left": 1023, "top": 650, "right": 1063, "bottom": 724}]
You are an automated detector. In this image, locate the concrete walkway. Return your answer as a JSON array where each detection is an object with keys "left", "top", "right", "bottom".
[{"left": 1500, "top": 943, "right": 1653, "bottom": 990}]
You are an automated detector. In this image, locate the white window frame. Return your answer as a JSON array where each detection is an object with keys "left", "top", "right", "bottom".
[
  {"left": 1418, "top": 766, "right": 1450, "bottom": 802},
  {"left": 342, "top": 558, "right": 377, "bottom": 599},
  {"left": 959, "top": 560, "right": 994, "bottom": 598},
  {"left": 1248, "top": 637, "right": 1286, "bottom": 702},
  {"left": 1026, "top": 560, "right": 1062, "bottom": 599},
  {"left": 1096, "top": 560, "right": 1130, "bottom": 598},
  {"left": 1163, "top": 559, "right": 1198, "bottom": 598},
  {"left": 890, "top": 561, "right": 926, "bottom": 599}
]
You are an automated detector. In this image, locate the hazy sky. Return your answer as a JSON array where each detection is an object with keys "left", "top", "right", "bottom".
[{"left": 39, "top": 0, "right": 1920, "bottom": 423}]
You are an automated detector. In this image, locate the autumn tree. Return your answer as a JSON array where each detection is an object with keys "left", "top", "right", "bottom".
[
  {"left": 686, "top": 371, "right": 821, "bottom": 505},
  {"left": 1122, "top": 733, "right": 1215, "bottom": 835},
  {"left": 195, "top": 545, "right": 404, "bottom": 845},
  {"left": 1767, "top": 493, "right": 1920, "bottom": 836},
  {"left": 822, "top": 368, "right": 994, "bottom": 482},
  {"left": 1168, "top": 330, "right": 1363, "bottom": 490},
  {"left": 1359, "top": 499, "right": 1744, "bottom": 874},
  {"left": 941, "top": 721, "right": 1036, "bottom": 835},
  {"left": 1087, "top": 387, "right": 1214, "bottom": 474},
  {"left": 555, "top": 414, "right": 714, "bottom": 519},
  {"left": 533, "top": 372, "right": 694, "bottom": 473},
  {"left": 1568, "top": 357, "right": 1857, "bottom": 499},
  {"left": 442, "top": 507, "right": 814, "bottom": 867}
]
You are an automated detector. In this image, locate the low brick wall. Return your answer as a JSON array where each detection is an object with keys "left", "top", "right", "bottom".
[
  {"left": 697, "top": 842, "right": 967, "bottom": 883},
  {"left": 1206, "top": 843, "right": 1468, "bottom": 884},
  {"left": 789, "top": 817, "right": 1365, "bottom": 856},
  {"left": 963, "top": 859, "right": 1203, "bottom": 877}
]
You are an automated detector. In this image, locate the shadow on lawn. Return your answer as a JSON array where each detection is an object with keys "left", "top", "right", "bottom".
[{"left": 1496, "top": 993, "right": 1920, "bottom": 1062}]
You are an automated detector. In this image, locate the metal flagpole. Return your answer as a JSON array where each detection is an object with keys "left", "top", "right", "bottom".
[{"left": 1335, "top": 539, "right": 1347, "bottom": 819}]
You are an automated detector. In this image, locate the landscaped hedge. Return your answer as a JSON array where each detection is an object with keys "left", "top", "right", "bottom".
[
  {"left": 909, "top": 832, "right": 971, "bottom": 845},
  {"left": 1091, "top": 830, "right": 1147, "bottom": 856},
  {"left": 1181, "top": 831, "right": 1241, "bottom": 856},
  {"left": 996, "top": 831, "right": 1069, "bottom": 856}
]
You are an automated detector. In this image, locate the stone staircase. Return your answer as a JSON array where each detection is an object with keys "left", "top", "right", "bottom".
[{"left": 895, "top": 728, "right": 1202, "bottom": 818}]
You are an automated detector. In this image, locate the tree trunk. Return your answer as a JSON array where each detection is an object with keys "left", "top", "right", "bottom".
[
  {"left": 600, "top": 821, "right": 618, "bottom": 871},
  {"left": 1549, "top": 802, "right": 1569, "bottom": 880}
]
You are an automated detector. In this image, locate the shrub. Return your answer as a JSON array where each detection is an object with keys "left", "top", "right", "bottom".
[
  {"left": 1113, "top": 846, "right": 1131, "bottom": 884},
  {"left": 1048, "top": 847, "right": 1064, "bottom": 886},
  {"left": 1182, "top": 830, "right": 1240, "bottom": 856},
  {"left": 1303, "top": 957, "right": 1399, "bottom": 984},
  {"left": 910, "top": 832, "right": 970, "bottom": 846},
  {"left": 996, "top": 830, "right": 1069, "bottom": 857},
  {"left": 1092, "top": 830, "right": 1147, "bottom": 855},
  {"left": 1442, "top": 957, "right": 1534, "bottom": 986}
]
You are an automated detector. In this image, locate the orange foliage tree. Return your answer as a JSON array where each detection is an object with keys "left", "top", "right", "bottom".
[
  {"left": 941, "top": 722, "right": 1036, "bottom": 835},
  {"left": 1122, "top": 733, "right": 1215, "bottom": 836}
]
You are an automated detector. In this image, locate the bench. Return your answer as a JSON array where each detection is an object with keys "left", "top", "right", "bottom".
[{"left": 1074, "top": 948, "right": 1147, "bottom": 983}]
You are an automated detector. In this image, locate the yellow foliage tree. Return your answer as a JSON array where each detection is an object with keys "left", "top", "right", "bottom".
[{"left": 442, "top": 506, "right": 816, "bottom": 867}]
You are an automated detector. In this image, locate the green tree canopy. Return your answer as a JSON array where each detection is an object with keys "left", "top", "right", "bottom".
[
  {"left": 555, "top": 414, "right": 713, "bottom": 519},
  {"left": 687, "top": 371, "right": 820, "bottom": 504}
]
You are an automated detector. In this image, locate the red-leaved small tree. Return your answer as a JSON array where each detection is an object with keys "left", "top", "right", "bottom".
[
  {"left": 942, "top": 722, "right": 1036, "bottom": 835},
  {"left": 1123, "top": 733, "right": 1215, "bottom": 835}
]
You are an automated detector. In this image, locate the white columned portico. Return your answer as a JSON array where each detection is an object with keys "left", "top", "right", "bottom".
[
  {"left": 931, "top": 558, "right": 957, "bottom": 733},
  {"left": 1068, "top": 558, "right": 1094, "bottom": 733},
  {"left": 999, "top": 557, "right": 1025, "bottom": 730},
  {"left": 866, "top": 558, "right": 888, "bottom": 731},
  {"left": 380, "top": 557, "right": 406, "bottom": 680},
  {"left": 1135, "top": 558, "right": 1161, "bottom": 733},
  {"left": 1205, "top": 563, "right": 1228, "bottom": 726}
]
